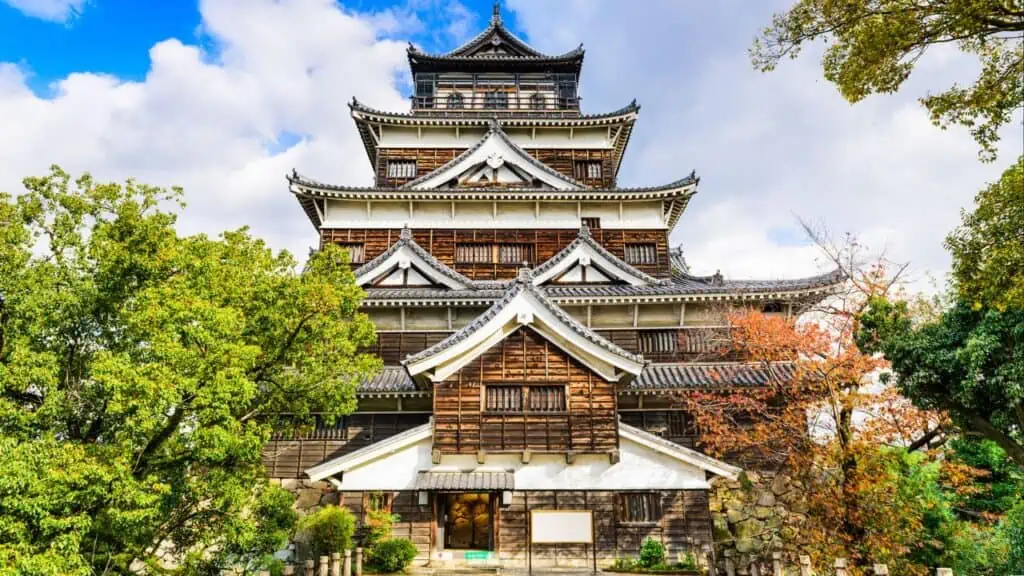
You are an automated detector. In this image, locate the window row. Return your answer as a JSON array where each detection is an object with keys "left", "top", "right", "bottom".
[
  {"left": 455, "top": 243, "right": 534, "bottom": 265},
  {"left": 484, "top": 385, "right": 566, "bottom": 413},
  {"left": 573, "top": 160, "right": 603, "bottom": 180}
]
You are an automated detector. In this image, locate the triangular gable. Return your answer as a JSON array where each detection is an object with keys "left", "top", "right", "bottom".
[
  {"left": 532, "top": 227, "right": 669, "bottom": 287},
  {"left": 403, "top": 123, "right": 586, "bottom": 190},
  {"left": 354, "top": 228, "right": 474, "bottom": 290},
  {"left": 305, "top": 420, "right": 739, "bottom": 488},
  {"left": 403, "top": 269, "right": 645, "bottom": 383},
  {"left": 448, "top": 6, "right": 546, "bottom": 59}
]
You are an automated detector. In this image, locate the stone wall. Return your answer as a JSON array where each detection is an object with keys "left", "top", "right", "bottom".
[{"left": 710, "top": 471, "right": 808, "bottom": 574}]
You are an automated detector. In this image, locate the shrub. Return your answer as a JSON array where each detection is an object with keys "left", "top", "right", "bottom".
[
  {"left": 637, "top": 538, "right": 665, "bottom": 569},
  {"left": 367, "top": 538, "right": 418, "bottom": 573},
  {"left": 295, "top": 506, "right": 356, "bottom": 560},
  {"left": 358, "top": 508, "right": 399, "bottom": 549}
]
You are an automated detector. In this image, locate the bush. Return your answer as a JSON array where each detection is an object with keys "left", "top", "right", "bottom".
[
  {"left": 358, "top": 508, "right": 398, "bottom": 549},
  {"left": 637, "top": 538, "right": 665, "bottom": 569},
  {"left": 367, "top": 538, "right": 418, "bottom": 573},
  {"left": 295, "top": 506, "right": 356, "bottom": 560}
]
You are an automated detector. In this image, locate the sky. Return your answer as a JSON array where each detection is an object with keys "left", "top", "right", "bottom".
[{"left": 1, "top": 0, "right": 1021, "bottom": 287}]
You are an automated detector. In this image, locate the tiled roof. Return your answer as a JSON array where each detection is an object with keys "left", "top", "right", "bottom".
[
  {"left": 349, "top": 98, "right": 640, "bottom": 123},
  {"left": 402, "top": 268, "right": 644, "bottom": 368},
  {"left": 400, "top": 120, "right": 587, "bottom": 189},
  {"left": 628, "top": 362, "right": 799, "bottom": 390},
  {"left": 531, "top": 225, "right": 670, "bottom": 286},
  {"left": 358, "top": 366, "right": 416, "bottom": 393},
  {"left": 416, "top": 471, "right": 514, "bottom": 491}
]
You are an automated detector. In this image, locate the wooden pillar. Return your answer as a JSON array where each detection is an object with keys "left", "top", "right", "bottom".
[
  {"left": 772, "top": 552, "right": 783, "bottom": 576},
  {"left": 355, "top": 548, "right": 363, "bottom": 576},
  {"left": 723, "top": 550, "right": 736, "bottom": 576},
  {"left": 283, "top": 566, "right": 295, "bottom": 576},
  {"left": 304, "top": 559, "right": 315, "bottom": 576},
  {"left": 749, "top": 558, "right": 760, "bottom": 576},
  {"left": 319, "top": 556, "right": 329, "bottom": 576},
  {"left": 833, "top": 559, "right": 848, "bottom": 576},
  {"left": 343, "top": 549, "right": 352, "bottom": 576},
  {"left": 872, "top": 565, "right": 889, "bottom": 575},
  {"left": 936, "top": 570, "right": 953, "bottom": 576},
  {"left": 798, "top": 555, "right": 812, "bottom": 576}
]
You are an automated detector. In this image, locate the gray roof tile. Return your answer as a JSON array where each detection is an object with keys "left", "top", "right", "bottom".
[
  {"left": 416, "top": 471, "right": 514, "bottom": 491},
  {"left": 629, "top": 362, "right": 798, "bottom": 390}
]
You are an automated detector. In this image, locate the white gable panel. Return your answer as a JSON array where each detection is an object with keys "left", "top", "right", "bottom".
[
  {"left": 355, "top": 244, "right": 470, "bottom": 290},
  {"left": 324, "top": 430, "right": 730, "bottom": 491}
]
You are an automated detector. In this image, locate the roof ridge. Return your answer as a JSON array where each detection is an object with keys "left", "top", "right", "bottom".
[{"left": 349, "top": 98, "right": 639, "bottom": 122}]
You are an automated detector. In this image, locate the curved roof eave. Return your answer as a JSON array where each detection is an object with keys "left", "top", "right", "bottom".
[{"left": 348, "top": 98, "right": 640, "bottom": 125}]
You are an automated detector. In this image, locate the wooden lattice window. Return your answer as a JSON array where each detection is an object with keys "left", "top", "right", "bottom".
[
  {"left": 456, "top": 243, "right": 493, "bottom": 263},
  {"left": 581, "top": 217, "right": 601, "bottom": 229},
  {"left": 455, "top": 243, "right": 534, "bottom": 264},
  {"left": 574, "top": 160, "right": 602, "bottom": 180},
  {"left": 618, "top": 493, "right": 660, "bottom": 524},
  {"left": 386, "top": 160, "right": 416, "bottom": 179},
  {"left": 484, "top": 91, "right": 508, "bottom": 109},
  {"left": 485, "top": 386, "right": 523, "bottom": 412},
  {"left": 638, "top": 330, "right": 677, "bottom": 354},
  {"left": 337, "top": 243, "right": 366, "bottom": 264},
  {"left": 667, "top": 411, "right": 689, "bottom": 437},
  {"left": 624, "top": 243, "right": 657, "bottom": 265},
  {"left": 486, "top": 386, "right": 565, "bottom": 413},
  {"left": 498, "top": 243, "right": 533, "bottom": 264}
]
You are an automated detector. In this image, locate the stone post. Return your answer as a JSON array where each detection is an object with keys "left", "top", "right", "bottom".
[
  {"left": 304, "top": 559, "right": 315, "bottom": 576},
  {"left": 936, "top": 569, "right": 953, "bottom": 576},
  {"left": 749, "top": 559, "right": 760, "bottom": 576},
  {"left": 319, "top": 555, "right": 329, "bottom": 576},
  {"left": 798, "top": 555, "right": 812, "bottom": 576},
  {"left": 343, "top": 549, "right": 352, "bottom": 576},
  {"left": 355, "top": 547, "right": 363, "bottom": 576},
  {"left": 724, "top": 550, "right": 736, "bottom": 576},
  {"left": 772, "top": 552, "right": 784, "bottom": 576},
  {"left": 873, "top": 565, "right": 889, "bottom": 575},
  {"left": 258, "top": 572, "right": 270, "bottom": 576},
  {"left": 330, "top": 552, "right": 340, "bottom": 576},
  {"left": 283, "top": 565, "right": 295, "bottom": 576},
  {"left": 833, "top": 558, "right": 848, "bottom": 576}
]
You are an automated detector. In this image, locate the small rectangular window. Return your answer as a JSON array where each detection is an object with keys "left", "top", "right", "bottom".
[
  {"left": 573, "top": 160, "right": 602, "bottom": 181},
  {"left": 337, "top": 243, "right": 366, "bottom": 264},
  {"left": 638, "top": 330, "right": 677, "bottom": 354},
  {"left": 618, "top": 493, "right": 660, "bottom": 523},
  {"left": 484, "top": 91, "right": 509, "bottom": 109},
  {"left": 667, "top": 411, "right": 689, "bottom": 437},
  {"left": 498, "top": 243, "right": 533, "bottom": 265},
  {"left": 386, "top": 160, "right": 416, "bottom": 179},
  {"left": 485, "top": 386, "right": 565, "bottom": 413},
  {"left": 456, "top": 243, "right": 492, "bottom": 263},
  {"left": 485, "top": 386, "right": 523, "bottom": 412},
  {"left": 581, "top": 217, "right": 601, "bottom": 230},
  {"left": 624, "top": 243, "right": 657, "bottom": 265}
]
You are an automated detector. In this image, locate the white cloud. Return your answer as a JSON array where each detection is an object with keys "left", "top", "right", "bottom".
[
  {"left": 509, "top": 0, "right": 1022, "bottom": 290},
  {"left": 1, "top": 0, "right": 1020, "bottom": 291},
  {"left": 2, "top": 0, "right": 85, "bottom": 22}
]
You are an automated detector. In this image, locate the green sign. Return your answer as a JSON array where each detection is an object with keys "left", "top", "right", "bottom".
[{"left": 464, "top": 551, "right": 493, "bottom": 561}]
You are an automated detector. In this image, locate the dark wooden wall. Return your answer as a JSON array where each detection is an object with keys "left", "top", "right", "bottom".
[
  {"left": 375, "top": 148, "right": 615, "bottom": 188},
  {"left": 433, "top": 327, "right": 619, "bottom": 455},
  {"left": 321, "top": 228, "right": 671, "bottom": 280},
  {"left": 367, "top": 327, "right": 736, "bottom": 365},
  {"left": 263, "top": 413, "right": 430, "bottom": 478},
  {"left": 499, "top": 490, "right": 711, "bottom": 564}
]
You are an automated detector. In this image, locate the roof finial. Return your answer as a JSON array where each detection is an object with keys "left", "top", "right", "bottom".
[
  {"left": 578, "top": 223, "right": 590, "bottom": 238},
  {"left": 400, "top": 225, "right": 412, "bottom": 240},
  {"left": 517, "top": 265, "right": 531, "bottom": 284},
  {"left": 491, "top": 1, "right": 502, "bottom": 24}
]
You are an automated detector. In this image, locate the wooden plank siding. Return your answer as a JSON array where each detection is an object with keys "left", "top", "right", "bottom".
[
  {"left": 366, "top": 327, "right": 738, "bottom": 365},
  {"left": 262, "top": 413, "right": 430, "bottom": 479},
  {"left": 321, "top": 228, "right": 672, "bottom": 280},
  {"left": 375, "top": 148, "right": 615, "bottom": 188},
  {"left": 433, "top": 327, "right": 619, "bottom": 455}
]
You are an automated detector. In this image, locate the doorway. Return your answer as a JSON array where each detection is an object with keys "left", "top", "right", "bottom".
[{"left": 442, "top": 493, "right": 493, "bottom": 550}]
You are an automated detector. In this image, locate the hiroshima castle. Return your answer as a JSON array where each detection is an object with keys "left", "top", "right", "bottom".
[{"left": 265, "top": 4, "right": 842, "bottom": 568}]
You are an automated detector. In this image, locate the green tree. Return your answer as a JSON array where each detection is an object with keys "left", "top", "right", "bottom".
[
  {"left": 751, "top": 0, "right": 1024, "bottom": 161},
  {"left": 0, "top": 167, "right": 379, "bottom": 574},
  {"left": 945, "top": 155, "right": 1024, "bottom": 310},
  {"left": 859, "top": 299, "right": 1024, "bottom": 465}
]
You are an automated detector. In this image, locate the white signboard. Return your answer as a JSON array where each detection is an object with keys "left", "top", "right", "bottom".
[{"left": 530, "top": 510, "right": 593, "bottom": 544}]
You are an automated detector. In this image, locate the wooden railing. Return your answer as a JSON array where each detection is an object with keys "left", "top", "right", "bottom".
[{"left": 410, "top": 94, "right": 581, "bottom": 117}]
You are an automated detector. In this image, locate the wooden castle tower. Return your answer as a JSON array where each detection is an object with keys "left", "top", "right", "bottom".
[{"left": 267, "top": 3, "right": 843, "bottom": 567}]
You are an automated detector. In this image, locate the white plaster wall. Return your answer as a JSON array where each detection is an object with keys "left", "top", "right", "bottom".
[
  {"left": 321, "top": 200, "right": 666, "bottom": 229},
  {"left": 377, "top": 126, "right": 612, "bottom": 149},
  {"left": 335, "top": 435, "right": 710, "bottom": 491}
]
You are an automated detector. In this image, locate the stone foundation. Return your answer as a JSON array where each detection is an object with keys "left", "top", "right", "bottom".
[{"left": 710, "top": 471, "right": 808, "bottom": 574}]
